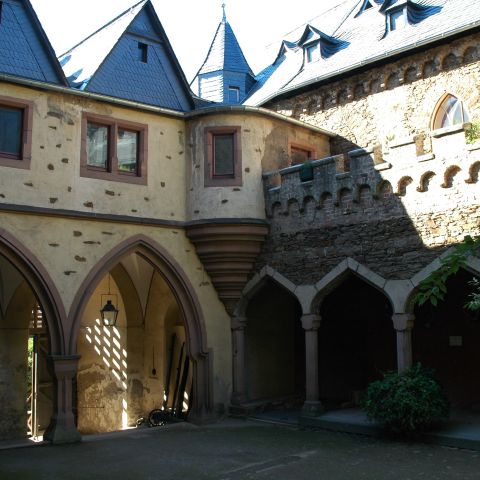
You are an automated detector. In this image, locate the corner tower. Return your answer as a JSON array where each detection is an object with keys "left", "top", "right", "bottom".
[{"left": 191, "top": 4, "right": 256, "bottom": 104}]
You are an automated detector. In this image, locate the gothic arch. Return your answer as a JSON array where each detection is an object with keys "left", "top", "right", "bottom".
[
  {"left": 68, "top": 234, "right": 212, "bottom": 418},
  {"left": 431, "top": 92, "right": 470, "bottom": 130},
  {"left": 0, "top": 227, "right": 65, "bottom": 354},
  {"left": 235, "top": 265, "right": 300, "bottom": 316},
  {"left": 312, "top": 258, "right": 392, "bottom": 312}
]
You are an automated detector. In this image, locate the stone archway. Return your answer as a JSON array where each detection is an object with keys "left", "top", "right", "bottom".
[
  {"left": 316, "top": 273, "right": 395, "bottom": 407},
  {"left": 0, "top": 228, "right": 67, "bottom": 442},
  {"left": 413, "top": 267, "right": 480, "bottom": 408},
  {"left": 68, "top": 235, "right": 212, "bottom": 426},
  {"left": 244, "top": 278, "right": 304, "bottom": 405}
]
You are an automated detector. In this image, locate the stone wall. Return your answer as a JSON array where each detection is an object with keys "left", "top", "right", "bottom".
[
  {"left": 256, "top": 32, "right": 480, "bottom": 286},
  {"left": 265, "top": 33, "right": 480, "bottom": 156}
]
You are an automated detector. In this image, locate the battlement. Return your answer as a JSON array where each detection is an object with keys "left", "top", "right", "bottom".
[{"left": 263, "top": 124, "right": 480, "bottom": 229}]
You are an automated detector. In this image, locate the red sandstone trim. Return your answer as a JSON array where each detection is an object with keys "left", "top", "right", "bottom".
[
  {"left": 204, "top": 126, "right": 242, "bottom": 187},
  {"left": 80, "top": 113, "right": 148, "bottom": 185},
  {"left": 0, "top": 95, "right": 33, "bottom": 170}
]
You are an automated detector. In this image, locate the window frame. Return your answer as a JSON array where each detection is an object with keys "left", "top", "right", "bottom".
[
  {"left": 289, "top": 141, "right": 317, "bottom": 166},
  {"left": 431, "top": 94, "right": 470, "bottom": 131},
  {"left": 305, "top": 43, "right": 321, "bottom": 63},
  {"left": 388, "top": 7, "right": 407, "bottom": 32},
  {"left": 0, "top": 95, "right": 33, "bottom": 170},
  {"left": 204, "top": 126, "right": 242, "bottom": 187},
  {"left": 80, "top": 113, "right": 148, "bottom": 185}
]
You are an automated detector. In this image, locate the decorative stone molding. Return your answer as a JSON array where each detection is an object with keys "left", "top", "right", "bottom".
[{"left": 186, "top": 221, "right": 269, "bottom": 314}]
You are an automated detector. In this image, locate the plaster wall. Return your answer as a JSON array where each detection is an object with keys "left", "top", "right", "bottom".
[
  {"left": 186, "top": 113, "right": 329, "bottom": 221},
  {"left": 0, "top": 281, "right": 35, "bottom": 439},
  {"left": 0, "top": 83, "right": 188, "bottom": 220},
  {"left": 0, "top": 212, "right": 232, "bottom": 411},
  {"left": 77, "top": 275, "right": 129, "bottom": 434}
]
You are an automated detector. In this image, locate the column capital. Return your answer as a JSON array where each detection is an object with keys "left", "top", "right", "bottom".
[
  {"left": 392, "top": 313, "right": 415, "bottom": 331},
  {"left": 301, "top": 314, "right": 321, "bottom": 331},
  {"left": 231, "top": 316, "right": 247, "bottom": 331}
]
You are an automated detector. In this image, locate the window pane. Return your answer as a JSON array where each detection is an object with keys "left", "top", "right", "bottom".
[
  {"left": 390, "top": 9, "right": 405, "bottom": 31},
  {"left": 118, "top": 129, "right": 138, "bottom": 173},
  {"left": 138, "top": 42, "right": 148, "bottom": 63},
  {"left": 87, "top": 123, "right": 109, "bottom": 169},
  {"left": 439, "top": 96, "right": 465, "bottom": 128},
  {"left": 306, "top": 44, "right": 320, "bottom": 63},
  {"left": 214, "top": 134, "right": 234, "bottom": 176},
  {"left": 291, "top": 146, "right": 312, "bottom": 165},
  {"left": 0, "top": 106, "right": 22, "bottom": 157}
]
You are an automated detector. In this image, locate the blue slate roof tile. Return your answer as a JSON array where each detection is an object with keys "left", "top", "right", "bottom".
[
  {"left": 194, "top": 16, "right": 253, "bottom": 76},
  {"left": 59, "top": 0, "right": 193, "bottom": 111},
  {"left": 0, "top": 0, "right": 66, "bottom": 84},
  {"left": 191, "top": 8, "right": 255, "bottom": 104},
  {"left": 245, "top": 0, "right": 479, "bottom": 106}
]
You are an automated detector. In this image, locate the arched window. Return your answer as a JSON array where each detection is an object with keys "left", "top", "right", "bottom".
[{"left": 433, "top": 94, "right": 470, "bottom": 129}]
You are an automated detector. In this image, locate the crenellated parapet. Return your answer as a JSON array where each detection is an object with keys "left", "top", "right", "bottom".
[{"left": 263, "top": 125, "right": 480, "bottom": 231}]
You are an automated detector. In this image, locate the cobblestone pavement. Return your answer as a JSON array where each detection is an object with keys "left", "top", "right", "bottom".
[{"left": 1, "top": 419, "right": 480, "bottom": 480}]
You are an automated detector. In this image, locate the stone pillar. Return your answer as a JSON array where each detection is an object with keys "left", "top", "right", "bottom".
[
  {"left": 301, "top": 314, "right": 323, "bottom": 416},
  {"left": 392, "top": 314, "right": 415, "bottom": 373},
  {"left": 230, "top": 316, "right": 248, "bottom": 405},
  {"left": 43, "top": 355, "right": 81, "bottom": 444}
]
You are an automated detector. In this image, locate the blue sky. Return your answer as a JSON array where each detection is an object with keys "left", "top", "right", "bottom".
[{"left": 30, "top": 0, "right": 346, "bottom": 81}]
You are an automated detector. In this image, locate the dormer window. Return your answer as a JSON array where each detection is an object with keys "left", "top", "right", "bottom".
[
  {"left": 306, "top": 43, "right": 320, "bottom": 63},
  {"left": 356, "top": 0, "right": 374, "bottom": 16},
  {"left": 389, "top": 7, "right": 407, "bottom": 31}
]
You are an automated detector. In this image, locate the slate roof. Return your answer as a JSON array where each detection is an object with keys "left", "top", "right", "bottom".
[
  {"left": 58, "top": 0, "right": 194, "bottom": 111},
  {"left": 193, "top": 10, "right": 254, "bottom": 80},
  {"left": 0, "top": 0, "right": 67, "bottom": 85},
  {"left": 245, "top": 0, "right": 480, "bottom": 106},
  {"left": 59, "top": 1, "right": 146, "bottom": 89}
]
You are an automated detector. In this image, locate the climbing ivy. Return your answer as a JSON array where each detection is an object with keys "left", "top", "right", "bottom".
[{"left": 414, "top": 235, "right": 480, "bottom": 308}]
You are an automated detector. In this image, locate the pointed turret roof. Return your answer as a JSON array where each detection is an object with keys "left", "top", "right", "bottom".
[{"left": 196, "top": 5, "right": 253, "bottom": 76}]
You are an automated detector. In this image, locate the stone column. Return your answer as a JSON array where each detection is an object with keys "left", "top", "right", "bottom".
[
  {"left": 301, "top": 314, "right": 323, "bottom": 416},
  {"left": 43, "top": 355, "right": 81, "bottom": 444},
  {"left": 231, "top": 316, "right": 248, "bottom": 405},
  {"left": 392, "top": 314, "right": 415, "bottom": 373}
]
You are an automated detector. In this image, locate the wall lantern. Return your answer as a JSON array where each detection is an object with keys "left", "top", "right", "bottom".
[{"left": 100, "top": 273, "right": 119, "bottom": 327}]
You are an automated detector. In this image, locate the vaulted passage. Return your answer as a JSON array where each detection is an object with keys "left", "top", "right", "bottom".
[
  {"left": 0, "top": 254, "right": 53, "bottom": 441},
  {"left": 245, "top": 280, "right": 305, "bottom": 404},
  {"left": 318, "top": 274, "right": 395, "bottom": 406},
  {"left": 413, "top": 269, "right": 480, "bottom": 408},
  {"left": 75, "top": 253, "right": 193, "bottom": 434}
]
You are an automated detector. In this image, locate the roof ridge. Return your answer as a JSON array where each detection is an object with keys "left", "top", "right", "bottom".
[{"left": 59, "top": 0, "right": 146, "bottom": 57}]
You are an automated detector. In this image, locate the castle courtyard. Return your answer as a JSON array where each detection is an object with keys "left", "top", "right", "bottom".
[{"left": 1, "top": 419, "right": 480, "bottom": 480}]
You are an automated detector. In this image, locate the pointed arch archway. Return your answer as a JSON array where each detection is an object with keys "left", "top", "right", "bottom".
[
  {"left": 68, "top": 234, "right": 212, "bottom": 421},
  {"left": 0, "top": 228, "right": 65, "bottom": 354},
  {"left": 311, "top": 257, "right": 393, "bottom": 312},
  {"left": 312, "top": 259, "right": 395, "bottom": 406},
  {"left": 407, "top": 252, "right": 480, "bottom": 408},
  {"left": 0, "top": 227, "right": 67, "bottom": 442}
]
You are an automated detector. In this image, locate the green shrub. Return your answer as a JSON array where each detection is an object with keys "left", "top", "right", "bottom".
[
  {"left": 362, "top": 363, "right": 449, "bottom": 434},
  {"left": 465, "top": 121, "right": 480, "bottom": 144}
]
